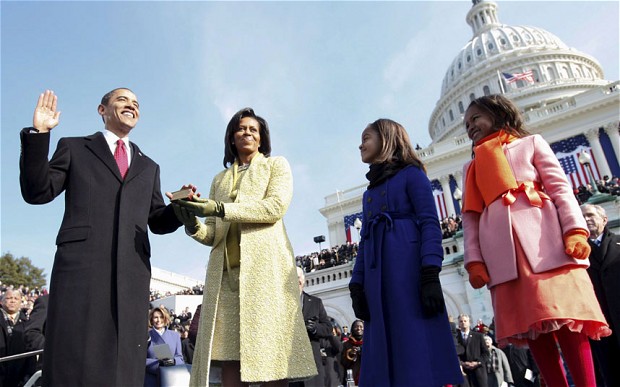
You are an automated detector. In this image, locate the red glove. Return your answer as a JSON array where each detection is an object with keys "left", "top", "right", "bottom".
[
  {"left": 466, "top": 262, "right": 490, "bottom": 289},
  {"left": 564, "top": 229, "right": 591, "bottom": 260}
]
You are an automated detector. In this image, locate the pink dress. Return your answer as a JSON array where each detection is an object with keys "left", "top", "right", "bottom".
[{"left": 492, "top": 229, "right": 611, "bottom": 346}]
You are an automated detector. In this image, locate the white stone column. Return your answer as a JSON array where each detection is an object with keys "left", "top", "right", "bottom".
[
  {"left": 453, "top": 170, "right": 464, "bottom": 190},
  {"left": 585, "top": 128, "right": 612, "bottom": 180},
  {"left": 603, "top": 122, "right": 620, "bottom": 165},
  {"left": 439, "top": 175, "right": 456, "bottom": 218}
]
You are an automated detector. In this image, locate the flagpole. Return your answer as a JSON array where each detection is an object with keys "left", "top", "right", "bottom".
[{"left": 497, "top": 70, "right": 506, "bottom": 94}]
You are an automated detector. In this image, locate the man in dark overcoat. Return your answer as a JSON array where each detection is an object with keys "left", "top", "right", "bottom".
[
  {"left": 24, "top": 294, "right": 48, "bottom": 374},
  {"left": 1, "top": 289, "right": 34, "bottom": 387},
  {"left": 292, "top": 267, "right": 332, "bottom": 387},
  {"left": 456, "top": 314, "right": 489, "bottom": 387},
  {"left": 19, "top": 89, "right": 181, "bottom": 386},
  {"left": 581, "top": 204, "right": 620, "bottom": 387}
]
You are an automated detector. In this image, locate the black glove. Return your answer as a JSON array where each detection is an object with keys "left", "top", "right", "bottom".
[
  {"left": 349, "top": 282, "right": 370, "bottom": 322},
  {"left": 305, "top": 319, "right": 318, "bottom": 335},
  {"left": 159, "top": 358, "right": 175, "bottom": 367},
  {"left": 420, "top": 265, "right": 445, "bottom": 317}
]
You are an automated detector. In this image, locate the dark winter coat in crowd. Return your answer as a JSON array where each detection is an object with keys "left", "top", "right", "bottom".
[
  {"left": 587, "top": 228, "right": 620, "bottom": 386},
  {"left": 1, "top": 309, "right": 34, "bottom": 387},
  {"left": 297, "top": 292, "right": 332, "bottom": 387}
]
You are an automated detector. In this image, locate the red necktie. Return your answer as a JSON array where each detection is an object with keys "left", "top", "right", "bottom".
[{"left": 114, "top": 139, "right": 128, "bottom": 179}]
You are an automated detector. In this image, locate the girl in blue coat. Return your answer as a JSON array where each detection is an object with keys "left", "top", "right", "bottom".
[{"left": 349, "top": 118, "right": 463, "bottom": 386}]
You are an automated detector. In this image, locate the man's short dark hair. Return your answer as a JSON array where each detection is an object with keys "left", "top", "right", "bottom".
[{"left": 100, "top": 87, "right": 133, "bottom": 106}]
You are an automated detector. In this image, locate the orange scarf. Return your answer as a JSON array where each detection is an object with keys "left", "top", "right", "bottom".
[{"left": 463, "top": 130, "right": 519, "bottom": 213}]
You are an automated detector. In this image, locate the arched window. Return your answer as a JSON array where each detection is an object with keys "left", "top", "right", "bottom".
[
  {"left": 449, "top": 110, "right": 454, "bottom": 121},
  {"left": 574, "top": 67, "right": 583, "bottom": 78},
  {"left": 483, "top": 86, "right": 491, "bottom": 96},
  {"left": 547, "top": 66, "right": 556, "bottom": 80},
  {"left": 458, "top": 101, "right": 464, "bottom": 114},
  {"left": 469, "top": 93, "right": 476, "bottom": 102}
]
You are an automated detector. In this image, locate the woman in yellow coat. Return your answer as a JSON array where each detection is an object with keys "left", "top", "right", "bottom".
[{"left": 169, "top": 108, "right": 316, "bottom": 386}]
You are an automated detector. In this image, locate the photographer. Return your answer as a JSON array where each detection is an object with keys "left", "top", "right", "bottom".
[{"left": 294, "top": 267, "right": 333, "bottom": 387}]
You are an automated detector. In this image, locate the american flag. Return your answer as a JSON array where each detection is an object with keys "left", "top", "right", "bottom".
[
  {"left": 550, "top": 134, "right": 601, "bottom": 189},
  {"left": 344, "top": 212, "right": 363, "bottom": 243},
  {"left": 430, "top": 179, "right": 448, "bottom": 220},
  {"left": 502, "top": 70, "right": 535, "bottom": 84}
]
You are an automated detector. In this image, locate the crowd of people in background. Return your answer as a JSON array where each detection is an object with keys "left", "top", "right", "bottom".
[
  {"left": 573, "top": 176, "right": 620, "bottom": 204},
  {"left": 441, "top": 215, "right": 463, "bottom": 239},
  {"left": 296, "top": 243, "right": 358, "bottom": 273},
  {"left": 149, "top": 285, "right": 204, "bottom": 303},
  {"left": 0, "top": 283, "right": 47, "bottom": 320}
]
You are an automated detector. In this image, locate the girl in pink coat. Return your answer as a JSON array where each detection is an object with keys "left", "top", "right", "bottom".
[{"left": 461, "top": 94, "right": 610, "bottom": 387}]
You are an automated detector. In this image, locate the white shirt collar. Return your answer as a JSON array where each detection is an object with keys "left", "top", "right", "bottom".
[
  {"left": 594, "top": 233, "right": 604, "bottom": 244},
  {"left": 103, "top": 130, "right": 132, "bottom": 164}
]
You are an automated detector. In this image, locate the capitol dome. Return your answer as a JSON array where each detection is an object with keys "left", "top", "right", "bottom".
[{"left": 429, "top": 0, "right": 608, "bottom": 143}]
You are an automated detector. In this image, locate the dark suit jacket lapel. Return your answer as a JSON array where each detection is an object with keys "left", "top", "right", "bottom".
[
  {"left": 588, "top": 240, "right": 603, "bottom": 270},
  {"left": 124, "top": 142, "right": 147, "bottom": 183},
  {"left": 85, "top": 132, "right": 124, "bottom": 181},
  {"left": 302, "top": 292, "right": 313, "bottom": 318},
  {"left": 599, "top": 230, "right": 617, "bottom": 271}
]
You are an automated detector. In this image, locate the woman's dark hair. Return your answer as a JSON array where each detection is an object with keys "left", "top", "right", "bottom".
[
  {"left": 223, "top": 107, "right": 271, "bottom": 167},
  {"left": 467, "top": 94, "right": 531, "bottom": 138}
]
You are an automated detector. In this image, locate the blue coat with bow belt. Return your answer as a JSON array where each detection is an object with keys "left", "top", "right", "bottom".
[{"left": 350, "top": 165, "right": 463, "bottom": 386}]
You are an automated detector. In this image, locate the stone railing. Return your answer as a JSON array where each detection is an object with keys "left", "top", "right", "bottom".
[{"left": 304, "top": 236, "right": 465, "bottom": 290}]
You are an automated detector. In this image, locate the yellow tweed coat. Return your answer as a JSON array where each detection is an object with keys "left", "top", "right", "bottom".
[{"left": 188, "top": 153, "right": 317, "bottom": 385}]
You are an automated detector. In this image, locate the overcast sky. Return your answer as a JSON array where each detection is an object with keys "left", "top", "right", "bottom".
[{"left": 2, "top": 0, "right": 618, "bottom": 287}]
